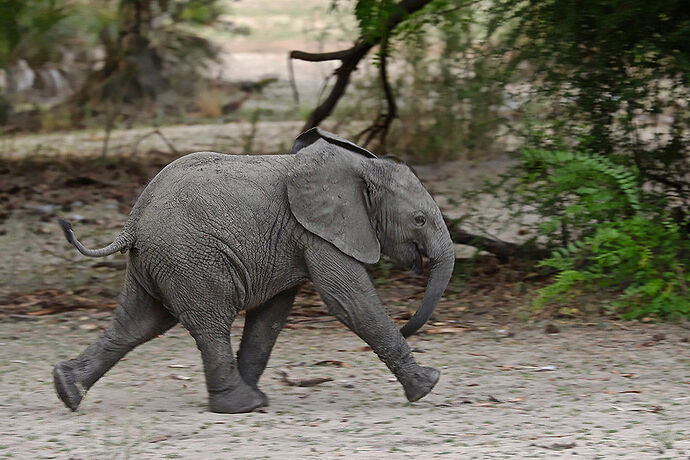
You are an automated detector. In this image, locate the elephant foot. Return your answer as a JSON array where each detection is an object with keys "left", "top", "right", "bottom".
[
  {"left": 400, "top": 366, "right": 440, "bottom": 402},
  {"left": 256, "top": 388, "right": 270, "bottom": 407},
  {"left": 208, "top": 385, "right": 266, "bottom": 414},
  {"left": 53, "top": 362, "right": 86, "bottom": 411}
]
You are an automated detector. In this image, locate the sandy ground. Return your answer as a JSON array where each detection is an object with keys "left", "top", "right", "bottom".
[
  {"left": 0, "top": 121, "right": 309, "bottom": 159},
  {"left": 0, "top": 317, "right": 688, "bottom": 459}
]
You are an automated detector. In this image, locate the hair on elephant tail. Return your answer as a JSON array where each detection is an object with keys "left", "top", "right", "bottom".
[{"left": 58, "top": 219, "right": 135, "bottom": 258}]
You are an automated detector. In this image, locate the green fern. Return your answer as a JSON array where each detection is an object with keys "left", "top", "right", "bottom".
[
  {"left": 522, "top": 149, "right": 640, "bottom": 211},
  {"left": 520, "top": 149, "right": 690, "bottom": 319}
]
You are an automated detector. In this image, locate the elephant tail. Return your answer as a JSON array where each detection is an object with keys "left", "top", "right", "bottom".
[{"left": 58, "top": 219, "right": 135, "bottom": 257}]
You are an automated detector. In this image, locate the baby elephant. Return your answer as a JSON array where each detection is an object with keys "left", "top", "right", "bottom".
[{"left": 53, "top": 128, "right": 455, "bottom": 413}]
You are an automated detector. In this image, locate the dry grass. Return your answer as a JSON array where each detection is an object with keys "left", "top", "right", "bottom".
[{"left": 194, "top": 88, "right": 224, "bottom": 118}]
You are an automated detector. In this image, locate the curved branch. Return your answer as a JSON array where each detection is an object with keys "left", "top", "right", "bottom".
[
  {"left": 290, "top": 0, "right": 434, "bottom": 131},
  {"left": 379, "top": 38, "right": 398, "bottom": 130},
  {"left": 302, "top": 43, "right": 374, "bottom": 130},
  {"left": 286, "top": 55, "right": 300, "bottom": 105},
  {"left": 289, "top": 47, "right": 361, "bottom": 62},
  {"left": 358, "top": 36, "right": 397, "bottom": 149}
]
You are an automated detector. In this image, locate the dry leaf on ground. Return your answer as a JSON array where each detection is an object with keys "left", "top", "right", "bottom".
[{"left": 313, "top": 360, "right": 350, "bottom": 368}]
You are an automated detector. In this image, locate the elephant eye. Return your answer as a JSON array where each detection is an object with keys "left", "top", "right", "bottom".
[{"left": 413, "top": 214, "right": 426, "bottom": 226}]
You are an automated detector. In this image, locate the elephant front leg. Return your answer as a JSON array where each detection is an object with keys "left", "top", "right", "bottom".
[
  {"left": 305, "top": 249, "right": 440, "bottom": 402},
  {"left": 237, "top": 288, "right": 297, "bottom": 406}
]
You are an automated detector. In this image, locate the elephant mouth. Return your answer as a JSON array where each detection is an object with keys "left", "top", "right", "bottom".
[{"left": 412, "top": 242, "right": 425, "bottom": 275}]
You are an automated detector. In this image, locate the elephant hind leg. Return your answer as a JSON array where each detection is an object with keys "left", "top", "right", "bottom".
[
  {"left": 237, "top": 288, "right": 297, "bottom": 405},
  {"left": 53, "top": 272, "right": 178, "bottom": 411},
  {"left": 175, "top": 304, "right": 266, "bottom": 414}
]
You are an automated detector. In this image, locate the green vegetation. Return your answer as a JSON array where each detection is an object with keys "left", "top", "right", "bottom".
[
  {"left": 520, "top": 150, "right": 690, "bottom": 319},
  {"left": 488, "top": 1, "right": 690, "bottom": 319},
  {"left": 0, "top": 0, "right": 232, "bottom": 127},
  {"left": 0, "top": 0, "right": 83, "bottom": 67}
]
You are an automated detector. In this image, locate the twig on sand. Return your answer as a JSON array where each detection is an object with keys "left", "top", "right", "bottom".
[
  {"left": 278, "top": 370, "right": 333, "bottom": 387},
  {"left": 6, "top": 314, "right": 44, "bottom": 320},
  {"left": 132, "top": 128, "right": 180, "bottom": 156},
  {"left": 467, "top": 352, "right": 497, "bottom": 360},
  {"left": 521, "top": 433, "right": 577, "bottom": 440}
]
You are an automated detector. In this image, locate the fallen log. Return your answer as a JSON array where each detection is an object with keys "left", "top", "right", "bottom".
[{"left": 444, "top": 216, "right": 551, "bottom": 263}]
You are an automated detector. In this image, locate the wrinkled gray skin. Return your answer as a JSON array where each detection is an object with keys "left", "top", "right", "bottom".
[{"left": 53, "top": 129, "right": 455, "bottom": 414}]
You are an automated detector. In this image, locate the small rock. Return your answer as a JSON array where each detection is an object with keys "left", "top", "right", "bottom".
[
  {"left": 545, "top": 323, "right": 560, "bottom": 334},
  {"left": 79, "top": 323, "right": 99, "bottom": 331},
  {"left": 535, "top": 365, "right": 557, "bottom": 372},
  {"left": 27, "top": 204, "right": 56, "bottom": 216},
  {"left": 35, "top": 225, "right": 53, "bottom": 234}
]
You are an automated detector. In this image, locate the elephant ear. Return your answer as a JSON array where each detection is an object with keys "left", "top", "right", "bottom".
[
  {"left": 287, "top": 136, "right": 380, "bottom": 264},
  {"left": 290, "top": 127, "right": 377, "bottom": 158}
]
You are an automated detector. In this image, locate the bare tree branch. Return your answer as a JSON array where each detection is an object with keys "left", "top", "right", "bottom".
[
  {"left": 287, "top": 55, "right": 300, "bottom": 105},
  {"left": 289, "top": 48, "right": 360, "bottom": 62},
  {"left": 131, "top": 128, "right": 180, "bottom": 156},
  {"left": 296, "top": 43, "right": 374, "bottom": 130},
  {"left": 290, "top": 0, "right": 434, "bottom": 131},
  {"left": 378, "top": 38, "right": 398, "bottom": 141},
  {"left": 357, "top": 35, "right": 397, "bottom": 149}
]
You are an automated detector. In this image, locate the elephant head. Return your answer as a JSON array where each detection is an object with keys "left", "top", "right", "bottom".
[{"left": 287, "top": 128, "right": 455, "bottom": 337}]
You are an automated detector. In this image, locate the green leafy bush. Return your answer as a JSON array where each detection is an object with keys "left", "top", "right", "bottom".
[
  {"left": 522, "top": 149, "right": 690, "bottom": 319},
  {"left": 537, "top": 215, "right": 690, "bottom": 319},
  {"left": 489, "top": 0, "right": 690, "bottom": 229},
  {"left": 518, "top": 149, "right": 640, "bottom": 244},
  {"left": 0, "top": 0, "right": 78, "bottom": 67}
]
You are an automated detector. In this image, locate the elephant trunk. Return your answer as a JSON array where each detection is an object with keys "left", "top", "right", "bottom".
[{"left": 399, "top": 232, "right": 455, "bottom": 338}]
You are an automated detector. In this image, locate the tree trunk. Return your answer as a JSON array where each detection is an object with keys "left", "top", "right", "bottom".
[{"left": 68, "top": 0, "right": 166, "bottom": 120}]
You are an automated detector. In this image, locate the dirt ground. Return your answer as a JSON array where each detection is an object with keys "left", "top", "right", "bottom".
[{"left": 1, "top": 316, "right": 688, "bottom": 459}]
